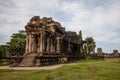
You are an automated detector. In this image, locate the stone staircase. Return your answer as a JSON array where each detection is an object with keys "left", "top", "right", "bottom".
[{"left": 18, "top": 53, "right": 36, "bottom": 67}]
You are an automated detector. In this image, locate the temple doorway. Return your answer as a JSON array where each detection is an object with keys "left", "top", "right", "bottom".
[{"left": 34, "top": 35, "right": 39, "bottom": 53}]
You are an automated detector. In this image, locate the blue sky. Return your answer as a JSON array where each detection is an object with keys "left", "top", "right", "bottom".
[{"left": 0, "top": 0, "right": 120, "bottom": 53}]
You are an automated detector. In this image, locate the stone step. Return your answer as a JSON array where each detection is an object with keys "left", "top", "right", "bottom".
[{"left": 18, "top": 53, "right": 36, "bottom": 67}]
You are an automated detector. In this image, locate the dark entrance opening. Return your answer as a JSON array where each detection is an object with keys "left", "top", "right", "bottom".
[{"left": 34, "top": 35, "right": 38, "bottom": 53}]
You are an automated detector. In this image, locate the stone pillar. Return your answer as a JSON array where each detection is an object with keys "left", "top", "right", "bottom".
[
  {"left": 53, "top": 45, "right": 55, "bottom": 52},
  {"left": 25, "top": 33, "right": 29, "bottom": 54},
  {"left": 79, "top": 43, "right": 83, "bottom": 53},
  {"left": 49, "top": 38, "right": 51, "bottom": 53},
  {"left": 28, "top": 34, "right": 32, "bottom": 53},
  {"left": 46, "top": 37, "right": 50, "bottom": 52},
  {"left": 39, "top": 34, "right": 41, "bottom": 53},
  {"left": 40, "top": 33, "right": 43, "bottom": 53},
  {"left": 37, "top": 35, "right": 40, "bottom": 53},
  {"left": 31, "top": 35, "right": 34, "bottom": 53},
  {"left": 27, "top": 34, "right": 30, "bottom": 53},
  {"left": 68, "top": 42, "right": 71, "bottom": 52},
  {"left": 50, "top": 39, "right": 54, "bottom": 52},
  {"left": 42, "top": 34, "right": 45, "bottom": 53},
  {"left": 56, "top": 37, "right": 61, "bottom": 53},
  {"left": 80, "top": 46, "right": 83, "bottom": 53}
]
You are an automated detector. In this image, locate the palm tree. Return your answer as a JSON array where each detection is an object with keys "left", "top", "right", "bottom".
[{"left": 85, "top": 37, "right": 96, "bottom": 54}]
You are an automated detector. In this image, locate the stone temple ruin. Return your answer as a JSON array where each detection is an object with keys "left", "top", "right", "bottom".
[{"left": 11, "top": 16, "right": 85, "bottom": 66}]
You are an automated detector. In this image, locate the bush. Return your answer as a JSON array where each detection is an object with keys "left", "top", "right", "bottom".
[
  {"left": 0, "top": 48, "right": 5, "bottom": 60},
  {"left": 86, "top": 54, "right": 99, "bottom": 60}
]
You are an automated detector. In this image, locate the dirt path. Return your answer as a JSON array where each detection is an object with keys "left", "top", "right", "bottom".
[{"left": 0, "top": 63, "right": 77, "bottom": 70}]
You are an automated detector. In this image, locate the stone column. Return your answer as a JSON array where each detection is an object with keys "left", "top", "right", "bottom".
[
  {"left": 25, "top": 33, "right": 29, "bottom": 54},
  {"left": 50, "top": 39, "right": 54, "bottom": 52},
  {"left": 56, "top": 37, "right": 61, "bottom": 53},
  {"left": 68, "top": 42, "right": 71, "bottom": 52},
  {"left": 48, "top": 37, "right": 51, "bottom": 53},
  {"left": 28, "top": 34, "right": 32, "bottom": 53},
  {"left": 31, "top": 35, "right": 34, "bottom": 53},
  {"left": 46, "top": 37, "right": 50, "bottom": 53},
  {"left": 53, "top": 44, "right": 55, "bottom": 52},
  {"left": 42, "top": 33, "right": 45, "bottom": 53},
  {"left": 27, "top": 34, "right": 30, "bottom": 53},
  {"left": 40, "top": 33, "right": 43, "bottom": 53},
  {"left": 39, "top": 34, "right": 41, "bottom": 53},
  {"left": 37, "top": 35, "right": 39, "bottom": 53},
  {"left": 80, "top": 44, "right": 83, "bottom": 53}
]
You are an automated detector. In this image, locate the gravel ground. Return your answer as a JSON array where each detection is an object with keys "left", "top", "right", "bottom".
[{"left": 0, "top": 63, "right": 77, "bottom": 70}]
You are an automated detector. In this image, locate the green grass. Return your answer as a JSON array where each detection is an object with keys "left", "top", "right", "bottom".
[{"left": 0, "top": 59, "right": 120, "bottom": 80}]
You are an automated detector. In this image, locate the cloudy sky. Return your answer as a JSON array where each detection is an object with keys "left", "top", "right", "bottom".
[{"left": 0, "top": 0, "right": 120, "bottom": 53}]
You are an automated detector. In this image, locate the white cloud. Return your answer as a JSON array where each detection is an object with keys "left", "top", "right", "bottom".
[
  {"left": 58, "top": 0, "right": 120, "bottom": 52},
  {"left": 0, "top": 0, "right": 60, "bottom": 43},
  {"left": 0, "top": 0, "right": 120, "bottom": 52},
  {"left": 60, "top": 0, "right": 120, "bottom": 40}
]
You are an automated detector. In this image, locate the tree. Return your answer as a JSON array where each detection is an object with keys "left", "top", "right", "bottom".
[
  {"left": 85, "top": 37, "right": 96, "bottom": 54},
  {"left": 7, "top": 30, "right": 26, "bottom": 56},
  {"left": 0, "top": 45, "right": 7, "bottom": 60}
]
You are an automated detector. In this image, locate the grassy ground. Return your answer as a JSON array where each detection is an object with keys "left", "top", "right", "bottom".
[{"left": 0, "top": 58, "right": 120, "bottom": 80}]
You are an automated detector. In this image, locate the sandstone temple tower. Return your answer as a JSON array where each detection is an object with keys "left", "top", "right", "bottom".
[{"left": 25, "top": 16, "right": 83, "bottom": 55}]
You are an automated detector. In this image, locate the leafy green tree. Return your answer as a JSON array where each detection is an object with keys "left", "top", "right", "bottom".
[
  {"left": 7, "top": 30, "right": 26, "bottom": 56},
  {"left": 0, "top": 48, "right": 4, "bottom": 60},
  {"left": 0, "top": 45, "right": 6, "bottom": 60}
]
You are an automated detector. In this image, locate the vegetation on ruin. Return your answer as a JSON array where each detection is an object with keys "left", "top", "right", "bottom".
[{"left": 0, "top": 59, "right": 120, "bottom": 80}]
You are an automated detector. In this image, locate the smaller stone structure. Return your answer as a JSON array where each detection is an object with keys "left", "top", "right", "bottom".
[
  {"left": 97, "top": 48, "right": 103, "bottom": 56},
  {"left": 101, "top": 49, "right": 120, "bottom": 58}
]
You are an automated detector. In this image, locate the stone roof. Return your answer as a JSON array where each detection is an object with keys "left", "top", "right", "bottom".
[
  {"left": 66, "top": 31, "right": 77, "bottom": 37},
  {"left": 66, "top": 31, "right": 80, "bottom": 44}
]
